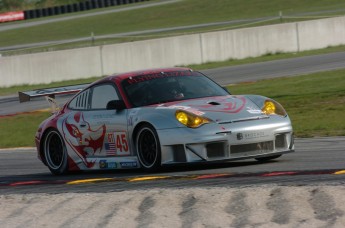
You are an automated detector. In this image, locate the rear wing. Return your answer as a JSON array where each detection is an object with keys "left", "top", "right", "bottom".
[
  {"left": 18, "top": 83, "right": 89, "bottom": 112},
  {"left": 18, "top": 84, "right": 89, "bottom": 103}
]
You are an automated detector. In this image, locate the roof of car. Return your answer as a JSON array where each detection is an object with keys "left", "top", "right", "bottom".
[
  {"left": 92, "top": 67, "right": 193, "bottom": 85},
  {"left": 112, "top": 67, "right": 192, "bottom": 80}
]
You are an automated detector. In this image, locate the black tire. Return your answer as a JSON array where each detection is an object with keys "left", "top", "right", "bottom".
[
  {"left": 44, "top": 129, "right": 69, "bottom": 175},
  {"left": 255, "top": 155, "right": 282, "bottom": 162},
  {"left": 136, "top": 124, "right": 161, "bottom": 171}
]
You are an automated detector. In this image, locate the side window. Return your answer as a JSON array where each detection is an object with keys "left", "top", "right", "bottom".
[
  {"left": 91, "top": 84, "right": 119, "bottom": 110},
  {"left": 68, "top": 89, "right": 90, "bottom": 110}
]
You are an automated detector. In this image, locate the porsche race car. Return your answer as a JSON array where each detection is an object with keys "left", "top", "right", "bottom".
[{"left": 19, "top": 67, "right": 294, "bottom": 174}]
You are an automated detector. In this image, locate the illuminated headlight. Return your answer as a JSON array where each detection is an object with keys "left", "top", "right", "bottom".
[
  {"left": 175, "top": 110, "right": 211, "bottom": 128},
  {"left": 262, "top": 100, "right": 287, "bottom": 116}
]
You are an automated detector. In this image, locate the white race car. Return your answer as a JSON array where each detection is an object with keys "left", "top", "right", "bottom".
[{"left": 19, "top": 67, "right": 294, "bottom": 174}]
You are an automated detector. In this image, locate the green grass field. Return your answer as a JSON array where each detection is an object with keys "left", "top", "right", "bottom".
[
  {"left": 1, "top": 69, "right": 344, "bottom": 148},
  {"left": 1, "top": 0, "right": 345, "bottom": 49},
  {"left": 228, "top": 69, "right": 345, "bottom": 138}
]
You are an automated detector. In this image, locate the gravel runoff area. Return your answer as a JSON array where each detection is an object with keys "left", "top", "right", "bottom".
[{"left": 1, "top": 185, "right": 345, "bottom": 227}]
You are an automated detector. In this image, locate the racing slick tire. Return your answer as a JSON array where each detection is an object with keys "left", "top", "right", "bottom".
[
  {"left": 136, "top": 124, "right": 162, "bottom": 171},
  {"left": 44, "top": 129, "right": 69, "bottom": 175},
  {"left": 255, "top": 155, "right": 282, "bottom": 162}
]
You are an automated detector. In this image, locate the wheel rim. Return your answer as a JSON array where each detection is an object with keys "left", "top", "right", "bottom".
[
  {"left": 45, "top": 131, "right": 65, "bottom": 169},
  {"left": 137, "top": 128, "right": 158, "bottom": 168}
]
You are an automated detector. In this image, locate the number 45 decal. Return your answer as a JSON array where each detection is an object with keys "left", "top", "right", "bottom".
[{"left": 115, "top": 132, "right": 129, "bottom": 156}]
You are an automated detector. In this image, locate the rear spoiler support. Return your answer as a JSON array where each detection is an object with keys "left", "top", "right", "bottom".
[{"left": 45, "top": 95, "right": 58, "bottom": 113}]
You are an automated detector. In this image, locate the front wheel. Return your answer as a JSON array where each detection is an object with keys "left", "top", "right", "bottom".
[
  {"left": 136, "top": 124, "right": 161, "bottom": 171},
  {"left": 255, "top": 155, "right": 282, "bottom": 162},
  {"left": 44, "top": 129, "right": 69, "bottom": 175}
]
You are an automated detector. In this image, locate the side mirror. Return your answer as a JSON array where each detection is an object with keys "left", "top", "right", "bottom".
[{"left": 106, "top": 100, "right": 126, "bottom": 110}]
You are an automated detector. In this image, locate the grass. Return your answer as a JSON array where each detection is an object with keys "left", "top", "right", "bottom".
[
  {"left": 1, "top": 0, "right": 345, "bottom": 49},
  {"left": 0, "top": 111, "right": 50, "bottom": 148},
  {"left": 227, "top": 69, "right": 345, "bottom": 138},
  {"left": 1, "top": 68, "right": 344, "bottom": 148}
]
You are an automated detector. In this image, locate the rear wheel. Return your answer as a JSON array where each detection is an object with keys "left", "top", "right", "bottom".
[
  {"left": 44, "top": 129, "right": 68, "bottom": 175},
  {"left": 255, "top": 155, "right": 281, "bottom": 162},
  {"left": 136, "top": 124, "right": 161, "bottom": 171}
]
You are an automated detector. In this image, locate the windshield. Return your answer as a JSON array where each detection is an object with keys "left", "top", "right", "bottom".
[{"left": 122, "top": 71, "right": 229, "bottom": 107}]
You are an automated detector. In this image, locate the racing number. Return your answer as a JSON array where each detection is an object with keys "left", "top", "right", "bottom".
[{"left": 115, "top": 132, "right": 129, "bottom": 155}]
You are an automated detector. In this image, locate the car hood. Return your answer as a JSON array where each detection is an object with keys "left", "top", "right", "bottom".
[{"left": 150, "top": 95, "right": 267, "bottom": 123}]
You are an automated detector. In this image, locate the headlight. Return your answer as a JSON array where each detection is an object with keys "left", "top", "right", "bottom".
[
  {"left": 262, "top": 100, "right": 287, "bottom": 116},
  {"left": 175, "top": 110, "right": 210, "bottom": 128}
]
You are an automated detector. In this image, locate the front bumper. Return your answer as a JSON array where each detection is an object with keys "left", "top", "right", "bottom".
[{"left": 157, "top": 117, "right": 294, "bottom": 164}]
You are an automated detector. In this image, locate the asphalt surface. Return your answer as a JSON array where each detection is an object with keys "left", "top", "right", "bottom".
[{"left": 0, "top": 137, "right": 344, "bottom": 194}]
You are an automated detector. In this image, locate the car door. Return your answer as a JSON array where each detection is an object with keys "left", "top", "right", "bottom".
[{"left": 81, "top": 83, "right": 130, "bottom": 158}]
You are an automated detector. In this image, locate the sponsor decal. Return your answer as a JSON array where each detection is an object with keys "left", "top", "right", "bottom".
[
  {"left": 108, "top": 162, "right": 117, "bottom": 169},
  {"left": 0, "top": 11, "right": 24, "bottom": 23},
  {"left": 106, "top": 132, "right": 130, "bottom": 156},
  {"left": 237, "top": 133, "right": 243, "bottom": 140},
  {"left": 237, "top": 131, "right": 267, "bottom": 140},
  {"left": 99, "top": 160, "right": 117, "bottom": 169},
  {"left": 247, "top": 107, "right": 263, "bottom": 114},
  {"left": 99, "top": 160, "right": 107, "bottom": 168},
  {"left": 120, "top": 162, "right": 138, "bottom": 168},
  {"left": 23, "top": 84, "right": 86, "bottom": 97},
  {"left": 126, "top": 71, "right": 194, "bottom": 84},
  {"left": 244, "top": 132, "right": 266, "bottom": 139},
  {"left": 93, "top": 113, "right": 116, "bottom": 119}
]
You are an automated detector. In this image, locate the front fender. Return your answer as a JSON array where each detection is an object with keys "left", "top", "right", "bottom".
[
  {"left": 131, "top": 109, "right": 181, "bottom": 130},
  {"left": 244, "top": 94, "right": 287, "bottom": 109},
  {"left": 243, "top": 95, "right": 270, "bottom": 109}
]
